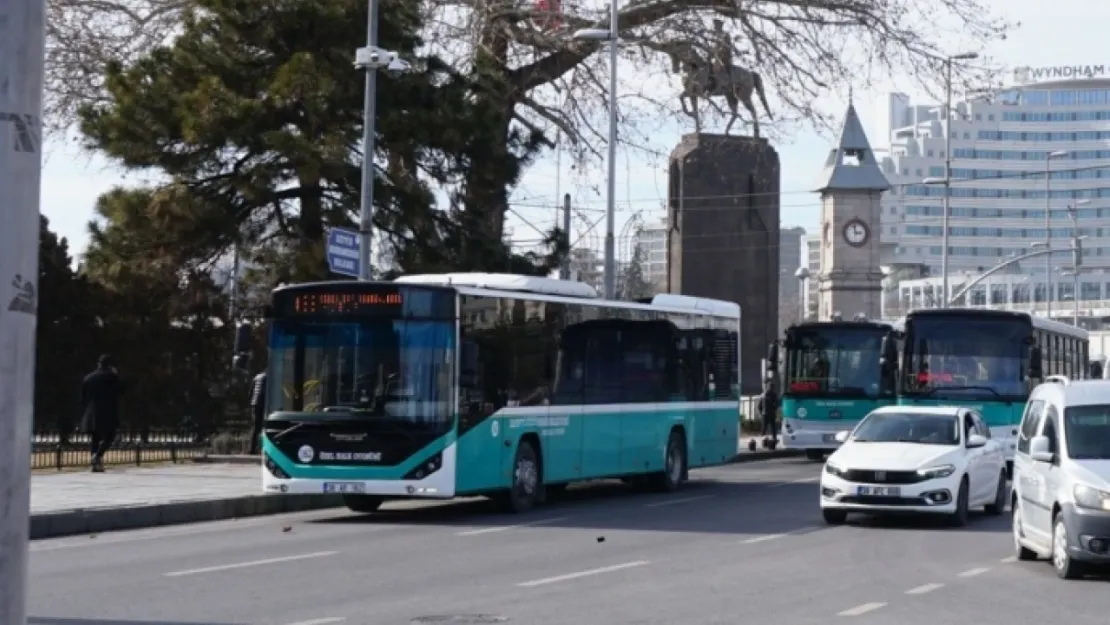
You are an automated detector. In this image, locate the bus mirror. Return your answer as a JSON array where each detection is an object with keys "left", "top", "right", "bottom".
[
  {"left": 766, "top": 342, "right": 778, "bottom": 371},
  {"left": 461, "top": 341, "right": 479, "bottom": 374},
  {"left": 879, "top": 335, "right": 897, "bottom": 370},
  {"left": 1029, "top": 346, "right": 1043, "bottom": 380}
]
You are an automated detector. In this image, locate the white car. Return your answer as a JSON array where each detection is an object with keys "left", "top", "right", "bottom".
[{"left": 819, "top": 405, "right": 1008, "bottom": 526}]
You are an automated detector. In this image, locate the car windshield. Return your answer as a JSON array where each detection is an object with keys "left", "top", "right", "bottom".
[
  {"left": 851, "top": 412, "right": 960, "bottom": 446},
  {"left": 784, "top": 326, "right": 887, "bottom": 398},
  {"left": 901, "top": 315, "right": 1029, "bottom": 399},
  {"left": 1064, "top": 405, "right": 1110, "bottom": 460},
  {"left": 268, "top": 318, "right": 455, "bottom": 426}
]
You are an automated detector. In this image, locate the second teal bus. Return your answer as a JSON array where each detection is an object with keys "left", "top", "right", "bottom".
[{"left": 896, "top": 308, "right": 1088, "bottom": 475}]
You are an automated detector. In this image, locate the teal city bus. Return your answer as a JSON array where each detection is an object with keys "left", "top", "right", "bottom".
[
  {"left": 767, "top": 320, "right": 898, "bottom": 460},
  {"left": 259, "top": 273, "right": 741, "bottom": 514},
  {"left": 896, "top": 308, "right": 1088, "bottom": 475}
]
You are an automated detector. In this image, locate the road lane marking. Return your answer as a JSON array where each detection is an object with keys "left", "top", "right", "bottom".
[
  {"left": 164, "top": 551, "right": 337, "bottom": 577},
  {"left": 905, "top": 583, "right": 944, "bottom": 595},
  {"left": 957, "top": 567, "right": 990, "bottom": 577},
  {"left": 284, "top": 619, "right": 346, "bottom": 625},
  {"left": 741, "top": 533, "right": 787, "bottom": 544},
  {"left": 455, "top": 517, "right": 569, "bottom": 536},
  {"left": 517, "top": 561, "right": 650, "bottom": 587},
  {"left": 999, "top": 556, "right": 1017, "bottom": 563},
  {"left": 838, "top": 602, "right": 886, "bottom": 616},
  {"left": 768, "top": 476, "right": 820, "bottom": 488},
  {"left": 644, "top": 495, "right": 714, "bottom": 507}
]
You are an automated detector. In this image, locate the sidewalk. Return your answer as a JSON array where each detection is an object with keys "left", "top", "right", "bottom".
[
  {"left": 30, "top": 437, "right": 799, "bottom": 540},
  {"left": 30, "top": 463, "right": 340, "bottom": 540}
]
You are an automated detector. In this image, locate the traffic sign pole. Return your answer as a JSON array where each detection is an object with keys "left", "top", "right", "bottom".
[{"left": 0, "top": 1, "right": 44, "bottom": 623}]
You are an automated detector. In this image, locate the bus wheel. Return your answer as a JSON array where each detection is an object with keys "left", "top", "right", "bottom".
[
  {"left": 342, "top": 494, "right": 384, "bottom": 514},
  {"left": 506, "top": 440, "right": 541, "bottom": 513},
  {"left": 653, "top": 430, "right": 687, "bottom": 493}
]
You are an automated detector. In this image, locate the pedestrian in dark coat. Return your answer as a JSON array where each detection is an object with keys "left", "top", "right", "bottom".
[
  {"left": 81, "top": 354, "right": 124, "bottom": 472},
  {"left": 760, "top": 379, "right": 780, "bottom": 447}
]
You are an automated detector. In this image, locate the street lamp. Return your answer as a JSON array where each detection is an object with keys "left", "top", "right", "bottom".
[
  {"left": 1043, "top": 150, "right": 1069, "bottom": 315},
  {"left": 922, "top": 174, "right": 968, "bottom": 306},
  {"left": 354, "top": 4, "right": 413, "bottom": 281},
  {"left": 794, "top": 267, "right": 810, "bottom": 321},
  {"left": 931, "top": 51, "right": 979, "bottom": 306},
  {"left": 572, "top": 1, "right": 620, "bottom": 299}
]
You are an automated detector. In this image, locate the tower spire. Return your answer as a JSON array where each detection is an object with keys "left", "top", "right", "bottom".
[{"left": 813, "top": 101, "right": 890, "bottom": 193}]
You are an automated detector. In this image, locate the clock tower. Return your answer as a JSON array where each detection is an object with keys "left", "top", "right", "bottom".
[{"left": 813, "top": 100, "right": 890, "bottom": 321}]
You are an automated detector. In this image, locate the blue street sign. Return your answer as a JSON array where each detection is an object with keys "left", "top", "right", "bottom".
[{"left": 326, "top": 227, "right": 361, "bottom": 277}]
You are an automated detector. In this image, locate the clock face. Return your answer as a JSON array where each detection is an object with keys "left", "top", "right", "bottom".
[{"left": 843, "top": 220, "right": 869, "bottom": 247}]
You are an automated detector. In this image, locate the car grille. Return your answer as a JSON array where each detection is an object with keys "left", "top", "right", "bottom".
[
  {"left": 841, "top": 469, "right": 923, "bottom": 484},
  {"left": 841, "top": 495, "right": 927, "bottom": 506}
]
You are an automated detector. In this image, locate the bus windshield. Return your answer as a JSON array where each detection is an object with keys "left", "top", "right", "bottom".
[
  {"left": 268, "top": 318, "right": 455, "bottom": 429},
  {"left": 901, "top": 315, "right": 1029, "bottom": 400},
  {"left": 784, "top": 326, "right": 888, "bottom": 399}
]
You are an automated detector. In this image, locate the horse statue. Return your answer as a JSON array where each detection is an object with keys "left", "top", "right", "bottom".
[{"left": 662, "top": 38, "right": 773, "bottom": 137}]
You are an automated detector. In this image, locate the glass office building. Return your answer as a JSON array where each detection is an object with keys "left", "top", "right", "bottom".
[{"left": 878, "top": 68, "right": 1110, "bottom": 321}]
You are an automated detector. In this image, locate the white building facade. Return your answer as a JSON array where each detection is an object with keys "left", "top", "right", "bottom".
[{"left": 879, "top": 67, "right": 1110, "bottom": 323}]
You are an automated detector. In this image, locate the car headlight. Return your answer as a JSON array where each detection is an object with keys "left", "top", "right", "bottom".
[
  {"left": 917, "top": 464, "right": 956, "bottom": 479},
  {"left": 824, "top": 462, "right": 845, "bottom": 477},
  {"left": 1074, "top": 484, "right": 1110, "bottom": 511}
]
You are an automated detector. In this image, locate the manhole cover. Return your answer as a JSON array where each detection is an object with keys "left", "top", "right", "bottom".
[{"left": 412, "top": 617, "right": 508, "bottom": 624}]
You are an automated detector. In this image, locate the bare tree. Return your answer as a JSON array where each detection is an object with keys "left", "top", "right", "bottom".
[
  {"left": 421, "top": 0, "right": 1013, "bottom": 243},
  {"left": 46, "top": 0, "right": 191, "bottom": 133}
]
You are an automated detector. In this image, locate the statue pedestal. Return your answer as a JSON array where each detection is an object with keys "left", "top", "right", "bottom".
[{"left": 666, "top": 133, "right": 780, "bottom": 395}]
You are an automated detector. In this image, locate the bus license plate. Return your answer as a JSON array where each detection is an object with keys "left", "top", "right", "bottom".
[
  {"left": 323, "top": 482, "right": 366, "bottom": 494},
  {"left": 857, "top": 486, "right": 900, "bottom": 497}
]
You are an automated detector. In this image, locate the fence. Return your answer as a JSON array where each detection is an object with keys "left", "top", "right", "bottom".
[{"left": 32, "top": 421, "right": 253, "bottom": 471}]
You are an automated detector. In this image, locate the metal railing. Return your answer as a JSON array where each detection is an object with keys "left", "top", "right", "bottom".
[{"left": 31, "top": 422, "right": 253, "bottom": 471}]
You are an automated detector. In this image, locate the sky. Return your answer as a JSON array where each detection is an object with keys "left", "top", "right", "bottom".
[{"left": 39, "top": 0, "right": 1104, "bottom": 263}]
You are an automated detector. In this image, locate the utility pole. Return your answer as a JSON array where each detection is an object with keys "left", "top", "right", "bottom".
[
  {"left": 0, "top": 1, "right": 44, "bottom": 623},
  {"left": 559, "top": 194, "right": 571, "bottom": 280}
]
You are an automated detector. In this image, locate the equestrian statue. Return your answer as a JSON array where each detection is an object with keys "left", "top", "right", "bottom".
[{"left": 662, "top": 20, "right": 773, "bottom": 137}]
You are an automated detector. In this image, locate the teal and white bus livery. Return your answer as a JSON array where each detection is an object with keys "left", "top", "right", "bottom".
[
  {"left": 260, "top": 273, "right": 741, "bottom": 514},
  {"left": 767, "top": 320, "right": 898, "bottom": 460},
  {"left": 896, "top": 308, "right": 1088, "bottom": 475}
]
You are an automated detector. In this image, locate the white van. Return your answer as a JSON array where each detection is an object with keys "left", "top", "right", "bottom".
[{"left": 1011, "top": 378, "right": 1110, "bottom": 579}]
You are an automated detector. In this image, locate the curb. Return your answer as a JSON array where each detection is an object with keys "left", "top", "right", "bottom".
[
  {"left": 194, "top": 454, "right": 262, "bottom": 465},
  {"left": 30, "top": 494, "right": 345, "bottom": 540},
  {"left": 729, "top": 448, "right": 805, "bottom": 463}
]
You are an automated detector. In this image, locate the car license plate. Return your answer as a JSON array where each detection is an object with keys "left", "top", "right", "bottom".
[
  {"left": 857, "top": 486, "right": 900, "bottom": 497},
  {"left": 822, "top": 434, "right": 837, "bottom": 443},
  {"left": 323, "top": 482, "right": 366, "bottom": 494}
]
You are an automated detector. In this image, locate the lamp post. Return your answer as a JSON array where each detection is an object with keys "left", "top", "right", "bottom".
[
  {"left": 923, "top": 174, "right": 968, "bottom": 307},
  {"left": 794, "top": 267, "right": 810, "bottom": 322},
  {"left": 572, "top": 0, "right": 620, "bottom": 299},
  {"left": 1043, "top": 150, "right": 1069, "bottom": 315},
  {"left": 933, "top": 52, "right": 979, "bottom": 305},
  {"left": 1061, "top": 199, "right": 1091, "bottom": 326},
  {"left": 354, "top": 1, "right": 412, "bottom": 280}
]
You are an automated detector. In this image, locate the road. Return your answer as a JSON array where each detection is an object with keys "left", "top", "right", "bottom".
[{"left": 27, "top": 458, "right": 1110, "bottom": 625}]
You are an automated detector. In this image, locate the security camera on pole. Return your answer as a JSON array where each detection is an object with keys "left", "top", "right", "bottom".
[
  {"left": 0, "top": 0, "right": 44, "bottom": 622},
  {"left": 353, "top": 0, "right": 412, "bottom": 281}
]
